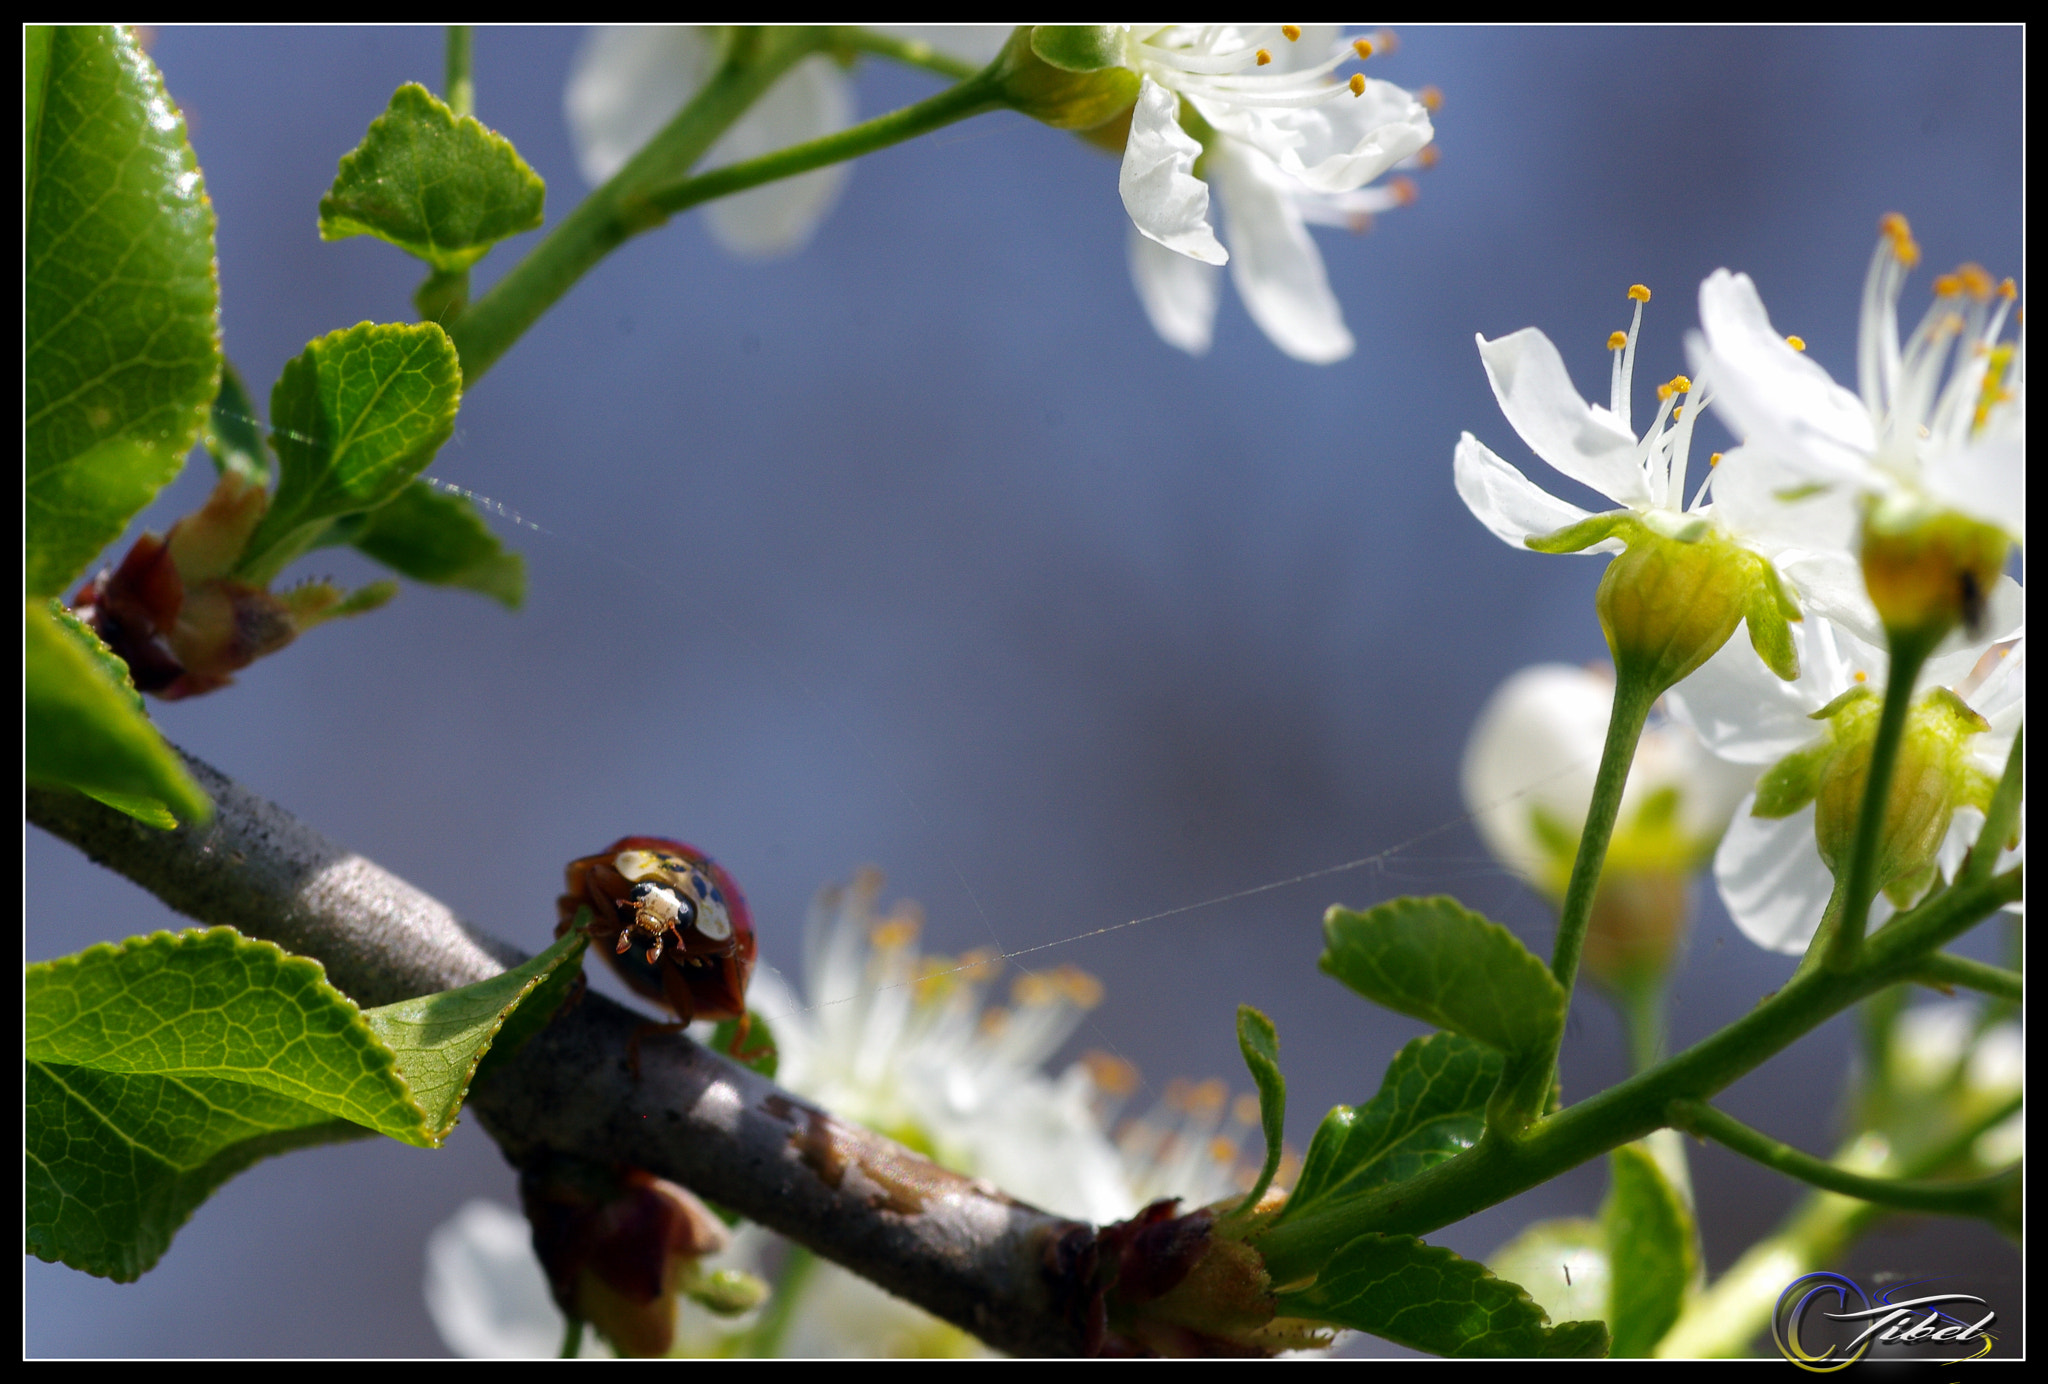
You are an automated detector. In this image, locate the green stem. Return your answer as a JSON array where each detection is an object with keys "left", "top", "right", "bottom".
[
  {"left": 443, "top": 25, "right": 474, "bottom": 117},
  {"left": 1825, "top": 626, "right": 1937, "bottom": 971},
  {"left": 1251, "top": 866, "right": 2021, "bottom": 1285},
  {"left": 1961, "top": 722, "right": 2025, "bottom": 890},
  {"left": 1656, "top": 1094, "right": 2022, "bottom": 1358},
  {"left": 447, "top": 27, "right": 826, "bottom": 385},
  {"left": 558, "top": 1315, "right": 583, "bottom": 1359},
  {"left": 837, "top": 25, "right": 993, "bottom": 82},
  {"left": 1617, "top": 977, "right": 1668, "bottom": 1076},
  {"left": 643, "top": 69, "right": 1004, "bottom": 218},
  {"left": 1667, "top": 1098, "right": 2016, "bottom": 1217},
  {"left": 743, "top": 1244, "right": 817, "bottom": 1357},
  {"left": 1910, "top": 951, "right": 2023, "bottom": 1003}
]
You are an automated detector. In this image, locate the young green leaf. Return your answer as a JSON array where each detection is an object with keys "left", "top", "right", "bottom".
[
  {"left": 1601, "top": 1142, "right": 1698, "bottom": 1357},
  {"left": 347, "top": 479, "right": 526, "bottom": 608},
  {"left": 25, "top": 26, "right": 220, "bottom": 598},
  {"left": 1275, "top": 1232, "right": 1610, "bottom": 1358},
  {"left": 1320, "top": 898, "right": 1566, "bottom": 1058},
  {"left": 204, "top": 359, "right": 271, "bottom": 488},
  {"left": 26, "top": 927, "right": 592, "bottom": 1281},
  {"left": 360, "top": 931, "right": 587, "bottom": 1141},
  {"left": 319, "top": 82, "right": 545, "bottom": 273},
  {"left": 1270, "top": 1032, "right": 1499, "bottom": 1229},
  {"left": 1232, "top": 1004, "right": 1286, "bottom": 1215},
  {"left": 238, "top": 321, "right": 463, "bottom": 582},
  {"left": 24, "top": 599, "right": 209, "bottom": 827},
  {"left": 707, "top": 1010, "right": 781, "bottom": 1082}
]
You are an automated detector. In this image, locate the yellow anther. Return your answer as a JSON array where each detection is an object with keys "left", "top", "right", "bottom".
[
  {"left": 1209, "top": 1136, "right": 1239, "bottom": 1165},
  {"left": 955, "top": 946, "right": 1002, "bottom": 981},
  {"left": 1187, "top": 1078, "right": 1228, "bottom": 1118},
  {"left": 1672, "top": 405, "right": 1684, "bottom": 420},
  {"left": 1417, "top": 145, "right": 1441, "bottom": 168},
  {"left": 1607, "top": 330, "right": 1630, "bottom": 351},
  {"left": 1933, "top": 273, "right": 1961, "bottom": 297},
  {"left": 1352, "top": 37, "right": 1374, "bottom": 60},
  {"left": 1879, "top": 212, "right": 1921, "bottom": 267},
  {"left": 1628, "top": 283, "right": 1652, "bottom": 303},
  {"left": 1419, "top": 84, "right": 1443, "bottom": 110},
  {"left": 1348, "top": 72, "right": 1366, "bottom": 95},
  {"left": 1997, "top": 277, "right": 2017, "bottom": 298},
  {"left": 1256, "top": 47, "right": 1272, "bottom": 65},
  {"left": 1082, "top": 1050, "right": 1140, "bottom": 1096},
  {"left": 1785, "top": 335, "right": 1806, "bottom": 351},
  {"left": 1233, "top": 1093, "right": 1262, "bottom": 1126},
  {"left": 1373, "top": 29, "right": 1400, "bottom": 55},
  {"left": 1389, "top": 174, "right": 1419, "bottom": 205},
  {"left": 871, "top": 917, "right": 920, "bottom": 950},
  {"left": 1655, "top": 375, "right": 1691, "bottom": 401},
  {"left": 979, "top": 1006, "right": 1010, "bottom": 1036},
  {"left": 1012, "top": 972, "right": 1058, "bottom": 1006},
  {"left": 1853, "top": 669, "right": 1868, "bottom": 683},
  {"left": 1709, "top": 452, "right": 1722, "bottom": 467},
  {"left": 1956, "top": 263, "right": 1993, "bottom": 298},
  {"left": 1053, "top": 964, "right": 1104, "bottom": 1008},
  {"left": 1281, "top": 24, "right": 1302, "bottom": 40}
]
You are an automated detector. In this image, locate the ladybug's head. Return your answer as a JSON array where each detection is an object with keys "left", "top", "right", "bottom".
[{"left": 601, "top": 839, "right": 751, "bottom": 962}]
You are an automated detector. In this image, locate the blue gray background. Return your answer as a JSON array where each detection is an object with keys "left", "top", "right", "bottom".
[{"left": 27, "top": 26, "right": 2022, "bottom": 1357}]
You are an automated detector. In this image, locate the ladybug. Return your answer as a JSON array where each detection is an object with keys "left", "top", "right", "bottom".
[{"left": 556, "top": 837, "right": 758, "bottom": 1064}]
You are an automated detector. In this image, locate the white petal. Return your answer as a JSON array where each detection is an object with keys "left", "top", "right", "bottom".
[
  {"left": 1694, "top": 271, "right": 1876, "bottom": 483},
  {"left": 1209, "top": 147, "right": 1351, "bottom": 363},
  {"left": 424, "top": 1201, "right": 575, "bottom": 1359},
  {"left": 1453, "top": 433, "right": 1609, "bottom": 551},
  {"left": 1705, "top": 445, "right": 1858, "bottom": 556},
  {"left": 1119, "top": 77, "right": 1227, "bottom": 265},
  {"left": 703, "top": 54, "right": 855, "bottom": 258},
  {"left": 1714, "top": 800, "right": 1835, "bottom": 955},
  {"left": 1477, "top": 329, "right": 1654, "bottom": 508},
  {"left": 1776, "top": 550, "right": 1885, "bottom": 647},
  {"left": 1197, "top": 80, "right": 1432, "bottom": 194},
  {"left": 1924, "top": 436, "right": 2026, "bottom": 544},
  {"left": 1127, "top": 227, "right": 1220, "bottom": 355},
  {"left": 1664, "top": 622, "right": 1824, "bottom": 764},
  {"left": 564, "top": 26, "right": 710, "bottom": 187}
]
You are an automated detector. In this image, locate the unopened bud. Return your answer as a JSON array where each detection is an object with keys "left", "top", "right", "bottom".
[{"left": 993, "top": 26, "right": 1141, "bottom": 132}]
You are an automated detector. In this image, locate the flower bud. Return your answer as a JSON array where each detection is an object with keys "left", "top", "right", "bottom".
[
  {"left": 990, "top": 26, "right": 1141, "bottom": 132},
  {"left": 1588, "top": 519, "right": 1797, "bottom": 696},
  {"left": 1859, "top": 496, "right": 2010, "bottom": 645},
  {"left": 520, "top": 1157, "right": 734, "bottom": 1358}
]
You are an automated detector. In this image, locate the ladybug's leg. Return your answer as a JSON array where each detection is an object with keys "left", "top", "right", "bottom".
[{"left": 725, "top": 1010, "right": 773, "bottom": 1064}]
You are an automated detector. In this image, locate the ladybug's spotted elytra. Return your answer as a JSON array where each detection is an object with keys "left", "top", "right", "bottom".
[{"left": 556, "top": 836, "right": 758, "bottom": 1063}]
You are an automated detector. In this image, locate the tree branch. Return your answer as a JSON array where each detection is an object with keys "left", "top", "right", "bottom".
[{"left": 27, "top": 753, "right": 1098, "bottom": 1357}]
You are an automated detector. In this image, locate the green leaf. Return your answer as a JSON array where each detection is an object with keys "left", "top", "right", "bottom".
[
  {"left": 1272, "top": 1032, "right": 1499, "bottom": 1229},
  {"left": 239, "top": 321, "right": 463, "bottom": 582},
  {"left": 203, "top": 359, "right": 270, "bottom": 488},
  {"left": 318, "top": 82, "right": 545, "bottom": 273},
  {"left": 1483, "top": 1218, "right": 1609, "bottom": 1333},
  {"left": 25, "top": 927, "right": 588, "bottom": 1281},
  {"left": 1600, "top": 1142, "right": 1697, "bottom": 1357},
  {"left": 25, "top": 25, "right": 220, "bottom": 598},
  {"left": 24, "top": 599, "right": 209, "bottom": 826},
  {"left": 347, "top": 479, "right": 526, "bottom": 607},
  {"left": 361, "top": 931, "right": 587, "bottom": 1139},
  {"left": 25, "top": 26, "right": 54, "bottom": 191},
  {"left": 1320, "top": 898, "right": 1566, "bottom": 1058},
  {"left": 1275, "top": 1233, "right": 1609, "bottom": 1358},
  {"left": 1231, "top": 1004, "right": 1286, "bottom": 1215},
  {"left": 707, "top": 1009, "right": 780, "bottom": 1082}
]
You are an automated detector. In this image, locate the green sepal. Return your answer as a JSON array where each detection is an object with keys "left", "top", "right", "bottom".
[
  {"left": 1274, "top": 1233, "right": 1609, "bottom": 1357},
  {"left": 238, "top": 321, "right": 463, "bottom": 583},
  {"left": 361, "top": 930, "right": 588, "bottom": 1140},
  {"left": 1525, "top": 511, "right": 1633, "bottom": 555},
  {"left": 992, "top": 26, "right": 1141, "bottom": 132},
  {"left": 25, "top": 25, "right": 221, "bottom": 598},
  {"left": 1231, "top": 1004, "right": 1286, "bottom": 1216},
  {"left": 1750, "top": 738, "right": 1833, "bottom": 818},
  {"left": 1320, "top": 898, "right": 1566, "bottom": 1061},
  {"left": 24, "top": 599, "right": 210, "bottom": 827},
  {"left": 1271, "top": 1032, "right": 1498, "bottom": 1230},
  {"left": 708, "top": 1010, "right": 780, "bottom": 1082},
  {"left": 1600, "top": 1142, "right": 1696, "bottom": 1356},
  {"left": 1029, "top": 25, "right": 1125, "bottom": 72},
  {"left": 1743, "top": 556, "right": 1802, "bottom": 681},
  {"left": 344, "top": 478, "right": 526, "bottom": 608},
  {"left": 204, "top": 359, "right": 271, "bottom": 488},
  {"left": 319, "top": 82, "right": 545, "bottom": 272}
]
